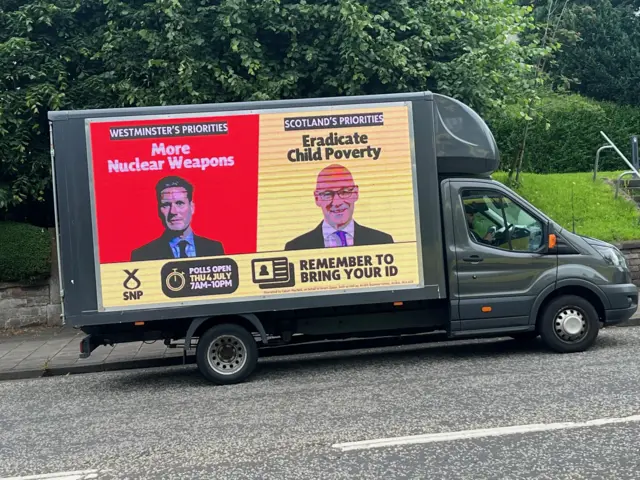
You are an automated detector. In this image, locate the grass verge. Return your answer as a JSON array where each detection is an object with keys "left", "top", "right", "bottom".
[{"left": 493, "top": 171, "right": 640, "bottom": 243}]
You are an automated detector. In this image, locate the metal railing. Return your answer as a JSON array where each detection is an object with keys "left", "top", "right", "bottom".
[
  {"left": 595, "top": 132, "right": 640, "bottom": 179},
  {"left": 615, "top": 171, "right": 639, "bottom": 199},
  {"left": 597, "top": 132, "right": 640, "bottom": 199},
  {"left": 593, "top": 145, "right": 614, "bottom": 181}
]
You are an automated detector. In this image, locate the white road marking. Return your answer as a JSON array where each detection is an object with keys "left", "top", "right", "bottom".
[
  {"left": 0, "top": 470, "right": 105, "bottom": 480},
  {"left": 332, "top": 414, "right": 640, "bottom": 452}
]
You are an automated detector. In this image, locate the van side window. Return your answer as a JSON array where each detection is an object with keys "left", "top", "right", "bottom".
[{"left": 460, "top": 190, "right": 544, "bottom": 253}]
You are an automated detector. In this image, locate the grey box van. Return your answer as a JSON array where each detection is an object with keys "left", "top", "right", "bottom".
[{"left": 48, "top": 91, "right": 638, "bottom": 385}]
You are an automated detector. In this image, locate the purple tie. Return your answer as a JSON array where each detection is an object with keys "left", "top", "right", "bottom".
[{"left": 334, "top": 230, "right": 348, "bottom": 247}]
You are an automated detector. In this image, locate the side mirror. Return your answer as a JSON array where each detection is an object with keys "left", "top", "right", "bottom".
[{"left": 546, "top": 223, "right": 557, "bottom": 253}]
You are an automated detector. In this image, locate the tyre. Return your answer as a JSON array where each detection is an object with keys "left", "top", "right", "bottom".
[
  {"left": 196, "top": 323, "right": 259, "bottom": 385},
  {"left": 538, "top": 295, "right": 600, "bottom": 353}
]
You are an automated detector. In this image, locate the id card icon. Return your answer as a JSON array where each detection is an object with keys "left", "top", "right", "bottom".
[{"left": 251, "top": 257, "right": 296, "bottom": 289}]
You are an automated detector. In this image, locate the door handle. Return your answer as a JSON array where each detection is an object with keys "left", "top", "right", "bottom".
[{"left": 463, "top": 255, "right": 483, "bottom": 263}]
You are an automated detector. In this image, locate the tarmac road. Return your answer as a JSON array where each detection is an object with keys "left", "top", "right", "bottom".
[{"left": 2, "top": 327, "right": 640, "bottom": 479}]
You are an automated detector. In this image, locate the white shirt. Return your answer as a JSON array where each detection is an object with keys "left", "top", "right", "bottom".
[{"left": 322, "top": 220, "right": 355, "bottom": 247}]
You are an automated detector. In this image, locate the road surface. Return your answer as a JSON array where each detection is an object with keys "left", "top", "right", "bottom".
[{"left": 2, "top": 327, "right": 640, "bottom": 479}]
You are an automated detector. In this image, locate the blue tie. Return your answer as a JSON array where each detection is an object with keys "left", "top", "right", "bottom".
[{"left": 335, "top": 230, "right": 348, "bottom": 247}]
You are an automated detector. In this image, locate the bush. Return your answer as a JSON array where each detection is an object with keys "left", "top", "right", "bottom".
[
  {"left": 490, "top": 92, "right": 640, "bottom": 174},
  {"left": 550, "top": 0, "right": 640, "bottom": 108},
  {"left": 0, "top": 221, "right": 51, "bottom": 283}
]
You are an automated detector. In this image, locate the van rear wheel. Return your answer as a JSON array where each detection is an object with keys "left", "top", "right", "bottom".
[
  {"left": 196, "top": 323, "right": 258, "bottom": 385},
  {"left": 538, "top": 295, "right": 600, "bottom": 353}
]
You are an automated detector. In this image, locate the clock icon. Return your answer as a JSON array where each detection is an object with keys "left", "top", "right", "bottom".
[{"left": 165, "top": 268, "right": 186, "bottom": 292}]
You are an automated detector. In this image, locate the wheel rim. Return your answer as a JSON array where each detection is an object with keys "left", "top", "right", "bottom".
[
  {"left": 553, "top": 307, "right": 588, "bottom": 343},
  {"left": 207, "top": 335, "right": 247, "bottom": 375}
]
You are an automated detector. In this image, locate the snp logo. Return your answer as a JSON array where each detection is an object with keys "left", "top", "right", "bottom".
[{"left": 123, "top": 269, "right": 144, "bottom": 301}]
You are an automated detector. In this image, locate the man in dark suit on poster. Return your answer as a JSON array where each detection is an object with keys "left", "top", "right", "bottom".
[
  {"left": 131, "top": 176, "right": 225, "bottom": 261},
  {"left": 285, "top": 164, "right": 393, "bottom": 251}
]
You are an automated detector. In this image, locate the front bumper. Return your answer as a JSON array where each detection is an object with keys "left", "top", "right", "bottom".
[{"left": 601, "top": 283, "right": 639, "bottom": 325}]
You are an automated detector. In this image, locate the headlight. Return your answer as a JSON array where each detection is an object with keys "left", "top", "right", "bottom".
[{"left": 595, "top": 246, "right": 628, "bottom": 268}]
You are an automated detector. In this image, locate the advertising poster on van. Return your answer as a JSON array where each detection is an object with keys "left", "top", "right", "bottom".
[{"left": 86, "top": 103, "right": 424, "bottom": 310}]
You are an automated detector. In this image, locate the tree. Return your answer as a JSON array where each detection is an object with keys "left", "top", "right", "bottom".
[
  {"left": 0, "top": 0, "right": 108, "bottom": 222},
  {"left": 549, "top": 0, "right": 640, "bottom": 106},
  {"left": 505, "top": 0, "right": 570, "bottom": 184},
  {"left": 1, "top": 0, "right": 551, "bottom": 219}
]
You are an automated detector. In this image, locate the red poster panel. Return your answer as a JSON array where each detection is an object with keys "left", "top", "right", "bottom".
[{"left": 88, "top": 114, "right": 259, "bottom": 264}]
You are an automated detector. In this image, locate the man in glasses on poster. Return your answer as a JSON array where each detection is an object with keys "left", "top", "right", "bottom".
[{"left": 284, "top": 164, "right": 394, "bottom": 251}]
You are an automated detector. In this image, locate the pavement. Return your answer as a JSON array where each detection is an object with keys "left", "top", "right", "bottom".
[
  {"left": 0, "top": 324, "right": 186, "bottom": 381},
  {"left": 2, "top": 326, "right": 640, "bottom": 479},
  {"left": 2, "top": 310, "right": 640, "bottom": 382}
]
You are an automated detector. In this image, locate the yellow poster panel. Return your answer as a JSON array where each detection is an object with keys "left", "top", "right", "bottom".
[{"left": 97, "top": 104, "right": 422, "bottom": 310}]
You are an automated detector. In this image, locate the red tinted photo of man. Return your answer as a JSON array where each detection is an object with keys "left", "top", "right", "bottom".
[
  {"left": 285, "top": 164, "right": 393, "bottom": 250},
  {"left": 130, "top": 176, "right": 225, "bottom": 261}
]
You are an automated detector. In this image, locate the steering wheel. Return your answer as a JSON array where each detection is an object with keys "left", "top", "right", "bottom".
[{"left": 490, "top": 223, "right": 514, "bottom": 245}]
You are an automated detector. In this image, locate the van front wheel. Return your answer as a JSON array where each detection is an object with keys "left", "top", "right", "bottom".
[
  {"left": 196, "top": 323, "right": 258, "bottom": 385},
  {"left": 538, "top": 295, "right": 600, "bottom": 353}
]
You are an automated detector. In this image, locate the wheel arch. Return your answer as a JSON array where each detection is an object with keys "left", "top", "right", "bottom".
[
  {"left": 531, "top": 281, "right": 607, "bottom": 329},
  {"left": 185, "top": 313, "right": 268, "bottom": 352}
]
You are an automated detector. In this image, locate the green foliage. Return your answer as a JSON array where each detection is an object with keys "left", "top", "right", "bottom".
[
  {"left": 493, "top": 171, "right": 640, "bottom": 243},
  {"left": 1, "top": 0, "right": 551, "bottom": 214},
  {"left": 547, "top": 0, "right": 640, "bottom": 106},
  {"left": 0, "top": 221, "right": 51, "bottom": 283},
  {"left": 492, "top": 0, "right": 569, "bottom": 181},
  {"left": 0, "top": 0, "right": 108, "bottom": 212},
  {"left": 491, "top": 92, "right": 640, "bottom": 174}
]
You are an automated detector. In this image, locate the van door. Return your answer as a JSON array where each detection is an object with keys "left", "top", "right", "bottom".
[{"left": 447, "top": 180, "right": 558, "bottom": 332}]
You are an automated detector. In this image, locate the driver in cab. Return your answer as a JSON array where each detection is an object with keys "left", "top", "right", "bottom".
[{"left": 464, "top": 203, "right": 495, "bottom": 245}]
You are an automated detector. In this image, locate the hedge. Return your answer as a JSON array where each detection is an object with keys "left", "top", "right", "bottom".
[
  {"left": 0, "top": 221, "right": 52, "bottom": 283},
  {"left": 490, "top": 93, "right": 640, "bottom": 174}
]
